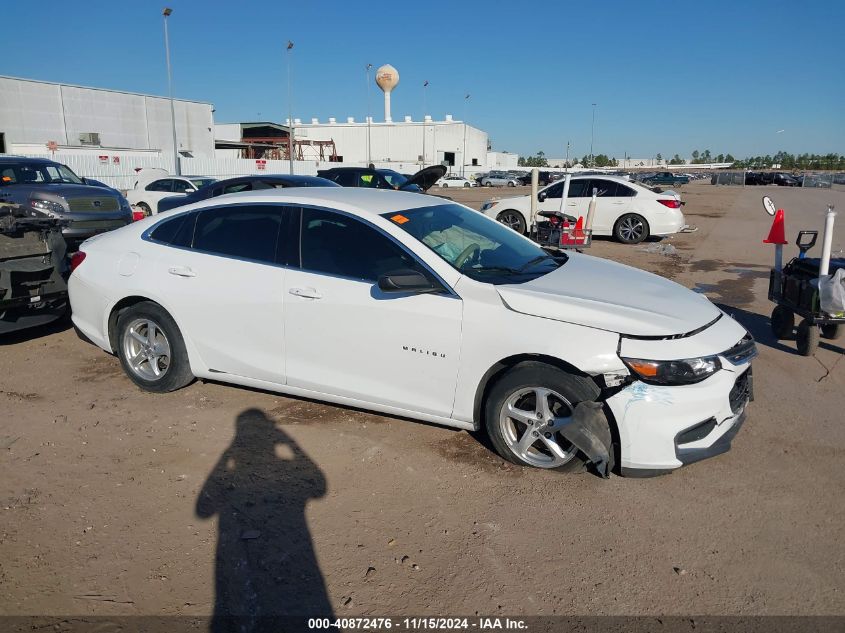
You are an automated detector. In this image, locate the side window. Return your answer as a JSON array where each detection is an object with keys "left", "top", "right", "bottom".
[
  {"left": 1, "top": 167, "right": 17, "bottom": 184},
  {"left": 148, "top": 212, "right": 197, "bottom": 248},
  {"left": 172, "top": 180, "right": 195, "bottom": 194},
  {"left": 588, "top": 180, "right": 618, "bottom": 197},
  {"left": 333, "top": 171, "right": 358, "bottom": 187},
  {"left": 210, "top": 186, "right": 224, "bottom": 197},
  {"left": 542, "top": 182, "right": 563, "bottom": 199},
  {"left": 358, "top": 172, "right": 378, "bottom": 188},
  {"left": 615, "top": 183, "right": 636, "bottom": 197},
  {"left": 565, "top": 180, "right": 590, "bottom": 197},
  {"left": 193, "top": 205, "right": 286, "bottom": 264},
  {"left": 300, "top": 208, "right": 422, "bottom": 282},
  {"left": 146, "top": 179, "right": 172, "bottom": 192}
]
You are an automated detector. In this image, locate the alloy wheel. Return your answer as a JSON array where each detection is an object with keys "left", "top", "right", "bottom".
[
  {"left": 619, "top": 216, "right": 645, "bottom": 242},
  {"left": 122, "top": 318, "right": 172, "bottom": 381},
  {"left": 498, "top": 387, "right": 579, "bottom": 468}
]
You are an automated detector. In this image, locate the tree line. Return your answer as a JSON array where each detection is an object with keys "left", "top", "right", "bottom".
[{"left": 519, "top": 150, "right": 845, "bottom": 170}]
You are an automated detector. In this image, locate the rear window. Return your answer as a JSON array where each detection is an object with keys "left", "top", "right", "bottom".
[{"left": 148, "top": 212, "right": 196, "bottom": 248}]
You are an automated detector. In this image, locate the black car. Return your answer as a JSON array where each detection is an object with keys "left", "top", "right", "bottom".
[
  {"left": 157, "top": 174, "right": 339, "bottom": 213},
  {"left": 316, "top": 165, "right": 446, "bottom": 192},
  {"left": 517, "top": 171, "right": 559, "bottom": 186},
  {"left": 759, "top": 172, "right": 800, "bottom": 187},
  {"left": 0, "top": 157, "right": 132, "bottom": 248}
]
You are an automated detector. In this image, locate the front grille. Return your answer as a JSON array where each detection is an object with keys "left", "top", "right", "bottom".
[
  {"left": 67, "top": 196, "right": 120, "bottom": 212},
  {"left": 69, "top": 219, "right": 128, "bottom": 231},
  {"left": 729, "top": 370, "right": 752, "bottom": 414}
]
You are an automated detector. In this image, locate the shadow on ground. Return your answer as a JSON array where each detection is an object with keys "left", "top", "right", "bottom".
[{"left": 196, "top": 408, "right": 333, "bottom": 631}]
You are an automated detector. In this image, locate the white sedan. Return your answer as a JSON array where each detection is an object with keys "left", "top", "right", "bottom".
[
  {"left": 69, "top": 188, "right": 755, "bottom": 476},
  {"left": 481, "top": 175, "right": 685, "bottom": 242},
  {"left": 126, "top": 175, "right": 217, "bottom": 216},
  {"left": 435, "top": 175, "right": 476, "bottom": 188}
]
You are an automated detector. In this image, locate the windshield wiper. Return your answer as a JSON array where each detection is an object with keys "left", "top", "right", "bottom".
[{"left": 517, "top": 254, "right": 563, "bottom": 272}]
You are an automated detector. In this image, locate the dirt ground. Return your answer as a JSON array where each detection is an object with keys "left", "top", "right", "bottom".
[{"left": 1, "top": 181, "right": 844, "bottom": 618}]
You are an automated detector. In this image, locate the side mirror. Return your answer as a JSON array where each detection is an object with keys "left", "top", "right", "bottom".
[
  {"left": 538, "top": 191, "right": 547, "bottom": 202},
  {"left": 377, "top": 269, "right": 441, "bottom": 294}
]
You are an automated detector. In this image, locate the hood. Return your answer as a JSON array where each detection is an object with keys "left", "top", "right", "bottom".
[
  {"left": 402, "top": 165, "right": 447, "bottom": 192},
  {"left": 495, "top": 253, "right": 721, "bottom": 337}
]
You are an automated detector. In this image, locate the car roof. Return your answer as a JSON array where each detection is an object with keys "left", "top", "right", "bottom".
[
  {"left": 0, "top": 156, "right": 59, "bottom": 165},
  {"left": 167, "top": 187, "right": 444, "bottom": 217},
  {"left": 196, "top": 174, "right": 335, "bottom": 191}
]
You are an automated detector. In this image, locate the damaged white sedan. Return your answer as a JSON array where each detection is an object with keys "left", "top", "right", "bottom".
[{"left": 69, "top": 188, "right": 755, "bottom": 477}]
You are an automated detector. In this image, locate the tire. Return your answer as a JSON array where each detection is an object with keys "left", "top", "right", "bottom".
[
  {"left": 116, "top": 301, "right": 194, "bottom": 392},
  {"left": 821, "top": 323, "right": 842, "bottom": 340},
  {"left": 507, "top": 181, "right": 515, "bottom": 187},
  {"left": 796, "top": 318, "right": 819, "bottom": 356},
  {"left": 771, "top": 305, "right": 794, "bottom": 339},
  {"left": 485, "top": 181, "right": 493, "bottom": 187},
  {"left": 484, "top": 362, "right": 602, "bottom": 473},
  {"left": 137, "top": 202, "right": 152, "bottom": 217},
  {"left": 464, "top": 183, "right": 470, "bottom": 188},
  {"left": 442, "top": 183, "right": 449, "bottom": 188},
  {"left": 613, "top": 213, "right": 650, "bottom": 244},
  {"left": 496, "top": 210, "right": 526, "bottom": 234}
]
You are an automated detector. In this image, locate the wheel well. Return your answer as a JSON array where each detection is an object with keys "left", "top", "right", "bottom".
[
  {"left": 472, "top": 354, "right": 597, "bottom": 425},
  {"left": 472, "top": 354, "right": 622, "bottom": 472},
  {"left": 496, "top": 208, "right": 527, "bottom": 224},
  {"left": 108, "top": 296, "right": 157, "bottom": 351}
]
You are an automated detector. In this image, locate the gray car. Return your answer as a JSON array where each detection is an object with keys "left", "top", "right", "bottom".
[
  {"left": 481, "top": 173, "right": 521, "bottom": 187},
  {"left": 0, "top": 157, "right": 132, "bottom": 248}
]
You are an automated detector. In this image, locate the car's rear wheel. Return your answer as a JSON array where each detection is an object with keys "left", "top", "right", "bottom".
[
  {"left": 116, "top": 302, "right": 194, "bottom": 392},
  {"left": 464, "top": 182, "right": 470, "bottom": 188},
  {"left": 442, "top": 183, "right": 449, "bottom": 188},
  {"left": 496, "top": 210, "right": 526, "bottom": 234},
  {"left": 484, "top": 362, "right": 603, "bottom": 473},
  {"left": 614, "top": 213, "right": 650, "bottom": 243},
  {"left": 507, "top": 181, "right": 515, "bottom": 187},
  {"left": 485, "top": 182, "right": 493, "bottom": 187},
  {"left": 137, "top": 202, "right": 152, "bottom": 217}
]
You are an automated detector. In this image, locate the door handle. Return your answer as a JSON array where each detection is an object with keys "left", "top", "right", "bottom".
[
  {"left": 289, "top": 287, "right": 322, "bottom": 299},
  {"left": 168, "top": 266, "right": 196, "bottom": 278}
]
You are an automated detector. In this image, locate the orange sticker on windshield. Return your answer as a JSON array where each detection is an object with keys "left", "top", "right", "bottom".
[{"left": 391, "top": 214, "right": 409, "bottom": 224}]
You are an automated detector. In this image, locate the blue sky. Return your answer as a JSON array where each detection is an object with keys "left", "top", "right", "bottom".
[{"left": 2, "top": 0, "right": 842, "bottom": 159}]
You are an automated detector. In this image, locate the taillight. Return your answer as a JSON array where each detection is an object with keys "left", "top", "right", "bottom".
[
  {"left": 132, "top": 209, "right": 146, "bottom": 222},
  {"left": 657, "top": 199, "right": 681, "bottom": 209},
  {"left": 70, "top": 251, "right": 86, "bottom": 273}
]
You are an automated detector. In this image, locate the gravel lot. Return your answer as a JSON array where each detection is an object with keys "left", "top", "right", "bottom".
[{"left": 1, "top": 181, "right": 844, "bottom": 617}]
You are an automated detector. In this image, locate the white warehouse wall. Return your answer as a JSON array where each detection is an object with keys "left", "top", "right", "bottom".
[{"left": 0, "top": 76, "right": 214, "bottom": 156}]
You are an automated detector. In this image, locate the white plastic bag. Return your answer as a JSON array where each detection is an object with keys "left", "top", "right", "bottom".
[{"left": 819, "top": 268, "right": 845, "bottom": 316}]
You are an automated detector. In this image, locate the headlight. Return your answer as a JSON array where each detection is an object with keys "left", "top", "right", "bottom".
[
  {"left": 480, "top": 202, "right": 493, "bottom": 211},
  {"left": 621, "top": 355, "right": 721, "bottom": 385},
  {"left": 30, "top": 199, "right": 65, "bottom": 214}
]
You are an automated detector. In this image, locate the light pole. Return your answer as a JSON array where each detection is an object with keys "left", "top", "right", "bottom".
[
  {"left": 462, "top": 93, "right": 470, "bottom": 177},
  {"left": 162, "top": 8, "right": 180, "bottom": 175},
  {"left": 286, "top": 41, "right": 295, "bottom": 175},
  {"left": 366, "top": 64, "right": 373, "bottom": 166},
  {"left": 422, "top": 80, "right": 429, "bottom": 168},
  {"left": 589, "top": 103, "right": 596, "bottom": 168}
]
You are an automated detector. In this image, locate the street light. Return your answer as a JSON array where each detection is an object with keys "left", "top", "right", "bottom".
[
  {"left": 162, "top": 7, "right": 180, "bottom": 175},
  {"left": 589, "top": 103, "right": 597, "bottom": 168},
  {"left": 462, "top": 93, "right": 470, "bottom": 177},
  {"left": 286, "top": 41, "right": 294, "bottom": 175},
  {"left": 422, "top": 80, "right": 429, "bottom": 168},
  {"left": 366, "top": 64, "right": 373, "bottom": 167}
]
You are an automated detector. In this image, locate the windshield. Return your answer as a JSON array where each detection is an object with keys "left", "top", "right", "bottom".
[
  {"left": 379, "top": 170, "right": 408, "bottom": 188},
  {"left": 383, "top": 203, "right": 566, "bottom": 284},
  {"left": 0, "top": 162, "right": 83, "bottom": 185}
]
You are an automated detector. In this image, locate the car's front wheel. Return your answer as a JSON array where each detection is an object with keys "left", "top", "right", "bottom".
[
  {"left": 464, "top": 182, "right": 470, "bottom": 188},
  {"left": 137, "top": 202, "right": 152, "bottom": 217},
  {"left": 614, "top": 213, "right": 650, "bottom": 244},
  {"left": 496, "top": 210, "right": 526, "bottom": 234},
  {"left": 116, "top": 301, "right": 194, "bottom": 392},
  {"left": 485, "top": 181, "right": 493, "bottom": 187},
  {"left": 485, "top": 362, "right": 604, "bottom": 472},
  {"left": 442, "top": 183, "right": 449, "bottom": 188}
]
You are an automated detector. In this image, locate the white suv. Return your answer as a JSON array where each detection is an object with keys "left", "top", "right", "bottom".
[
  {"left": 481, "top": 175, "right": 685, "bottom": 242},
  {"left": 69, "top": 188, "right": 754, "bottom": 477}
]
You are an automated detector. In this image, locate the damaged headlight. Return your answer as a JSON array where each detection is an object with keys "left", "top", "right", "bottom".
[
  {"left": 30, "top": 199, "right": 65, "bottom": 215},
  {"left": 621, "top": 355, "right": 721, "bottom": 386}
]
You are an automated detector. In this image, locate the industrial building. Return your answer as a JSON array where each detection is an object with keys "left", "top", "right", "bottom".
[{"left": 0, "top": 75, "right": 214, "bottom": 159}]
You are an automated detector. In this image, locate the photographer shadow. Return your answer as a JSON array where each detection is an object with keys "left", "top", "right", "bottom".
[{"left": 196, "top": 408, "right": 333, "bottom": 630}]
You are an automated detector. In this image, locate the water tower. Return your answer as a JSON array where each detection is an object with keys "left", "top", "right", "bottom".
[{"left": 375, "top": 64, "right": 399, "bottom": 123}]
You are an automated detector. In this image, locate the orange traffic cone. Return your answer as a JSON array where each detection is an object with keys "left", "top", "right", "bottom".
[
  {"left": 763, "top": 209, "right": 787, "bottom": 245},
  {"left": 574, "top": 216, "right": 585, "bottom": 244}
]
